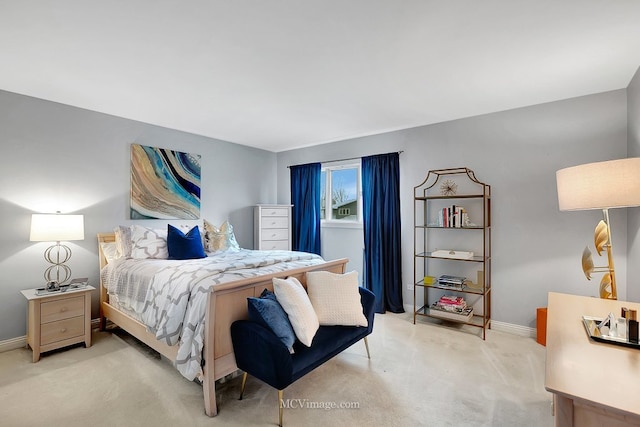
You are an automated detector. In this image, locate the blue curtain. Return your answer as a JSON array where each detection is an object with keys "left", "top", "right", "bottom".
[
  {"left": 290, "top": 163, "right": 321, "bottom": 255},
  {"left": 362, "top": 153, "right": 404, "bottom": 313}
]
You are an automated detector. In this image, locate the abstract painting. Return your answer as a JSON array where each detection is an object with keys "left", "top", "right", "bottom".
[{"left": 130, "top": 144, "right": 201, "bottom": 219}]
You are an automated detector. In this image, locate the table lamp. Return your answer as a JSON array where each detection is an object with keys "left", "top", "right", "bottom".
[
  {"left": 30, "top": 213, "right": 85, "bottom": 287},
  {"left": 556, "top": 157, "right": 640, "bottom": 299}
]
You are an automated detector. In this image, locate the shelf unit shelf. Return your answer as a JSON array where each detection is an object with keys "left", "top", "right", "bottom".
[
  {"left": 413, "top": 167, "right": 491, "bottom": 339},
  {"left": 415, "top": 305, "right": 490, "bottom": 328}
]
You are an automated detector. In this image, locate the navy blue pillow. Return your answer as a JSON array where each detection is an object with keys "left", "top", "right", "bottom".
[
  {"left": 247, "top": 289, "right": 296, "bottom": 353},
  {"left": 167, "top": 225, "right": 206, "bottom": 260}
]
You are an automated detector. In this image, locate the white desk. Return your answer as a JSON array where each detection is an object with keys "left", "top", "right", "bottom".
[{"left": 545, "top": 292, "right": 640, "bottom": 427}]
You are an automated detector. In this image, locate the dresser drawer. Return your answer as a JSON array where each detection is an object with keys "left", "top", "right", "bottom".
[
  {"left": 41, "top": 316, "right": 85, "bottom": 346},
  {"left": 261, "top": 228, "right": 289, "bottom": 241},
  {"left": 261, "top": 208, "right": 289, "bottom": 217},
  {"left": 261, "top": 216, "right": 289, "bottom": 229},
  {"left": 259, "top": 240, "right": 290, "bottom": 250},
  {"left": 41, "top": 296, "right": 84, "bottom": 323}
]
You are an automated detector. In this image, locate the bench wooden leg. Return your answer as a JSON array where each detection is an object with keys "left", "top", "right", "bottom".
[
  {"left": 278, "top": 389, "right": 284, "bottom": 427},
  {"left": 239, "top": 372, "right": 248, "bottom": 400},
  {"left": 364, "top": 336, "right": 371, "bottom": 359}
]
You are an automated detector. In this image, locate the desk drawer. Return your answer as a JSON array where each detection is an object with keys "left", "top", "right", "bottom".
[
  {"left": 41, "top": 316, "right": 85, "bottom": 346},
  {"left": 41, "top": 296, "right": 84, "bottom": 323}
]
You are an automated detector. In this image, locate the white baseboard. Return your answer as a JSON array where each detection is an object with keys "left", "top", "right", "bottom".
[
  {"left": 491, "top": 320, "right": 536, "bottom": 338},
  {"left": 0, "top": 336, "right": 26, "bottom": 353}
]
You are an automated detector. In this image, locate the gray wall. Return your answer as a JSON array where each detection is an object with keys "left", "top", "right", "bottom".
[
  {"left": 2, "top": 78, "right": 637, "bottom": 341},
  {"left": 0, "top": 90, "right": 277, "bottom": 341},
  {"left": 628, "top": 67, "right": 640, "bottom": 302},
  {"left": 277, "top": 90, "right": 629, "bottom": 329}
]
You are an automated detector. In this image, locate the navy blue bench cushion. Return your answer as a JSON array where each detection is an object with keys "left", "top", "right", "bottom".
[{"left": 290, "top": 325, "right": 369, "bottom": 381}]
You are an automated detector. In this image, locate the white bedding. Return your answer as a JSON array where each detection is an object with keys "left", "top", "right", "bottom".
[{"left": 100, "top": 249, "right": 324, "bottom": 381}]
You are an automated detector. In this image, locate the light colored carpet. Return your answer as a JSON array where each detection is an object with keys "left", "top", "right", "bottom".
[{"left": 0, "top": 313, "right": 553, "bottom": 426}]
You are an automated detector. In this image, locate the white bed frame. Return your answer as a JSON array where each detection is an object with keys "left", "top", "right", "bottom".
[{"left": 97, "top": 232, "right": 347, "bottom": 416}]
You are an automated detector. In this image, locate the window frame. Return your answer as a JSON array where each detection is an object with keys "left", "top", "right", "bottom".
[{"left": 320, "top": 161, "right": 363, "bottom": 228}]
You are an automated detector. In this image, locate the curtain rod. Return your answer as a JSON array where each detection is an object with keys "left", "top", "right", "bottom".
[{"left": 287, "top": 150, "right": 403, "bottom": 169}]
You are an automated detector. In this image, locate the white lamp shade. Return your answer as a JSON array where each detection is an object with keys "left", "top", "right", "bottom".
[
  {"left": 30, "top": 214, "right": 85, "bottom": 242},
  {"left": 556, "top": 158, "right": 640, "bottom": 211}
]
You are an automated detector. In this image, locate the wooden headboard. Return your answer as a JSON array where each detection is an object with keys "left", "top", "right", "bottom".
[{"left": 97, "top": 232, "right": 116, "bottom": 270}]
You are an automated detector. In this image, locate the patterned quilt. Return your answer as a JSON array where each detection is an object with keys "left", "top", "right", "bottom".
[{"left": 100, "top": 249, "right": 324, "bottom": 380}]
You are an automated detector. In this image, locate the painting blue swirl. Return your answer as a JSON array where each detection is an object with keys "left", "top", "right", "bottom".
[{"left": 130, "top": 144, "right": 201, "bottom": 219}]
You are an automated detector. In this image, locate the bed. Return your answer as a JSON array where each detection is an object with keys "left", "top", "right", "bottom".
[{"left": 97, "top": 231, "right": 347, "bottom": 417}]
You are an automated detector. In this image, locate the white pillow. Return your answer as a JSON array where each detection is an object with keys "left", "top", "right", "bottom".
[
  {"left": 114, "top": 225, "right": 132, "bottom": 258},
  {"left": 100, "top": 242, "right": 120, "bottom": 264},
  {"left": 130, "top": 225, "right": 169, "bottom": 259},
  {"left": 273, "top": 277, "right": 319, "bottom": 347},
  {"left": 307, "top": 271, "right": 367, "bottom": 327}
]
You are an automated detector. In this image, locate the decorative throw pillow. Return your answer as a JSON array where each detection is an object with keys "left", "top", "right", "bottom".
[
  {"left": 247, "top": 289, "right": 296, "bottom": 353},
  {"left": 130, "top": 225, "right": 169, "bottom": 259},
  {"left": 203, "top": 219, "right": 240, "bottom": 252},
  {"left": 114, "top": 225, "right": 132, "bottom": 258},
  {"left": 100, "top": 242, "right": 120, "bottom": 263},
  {"left": 273, "top": 277, "right": 319, "bottom": 347},
  {"left": 167, "top": 224, "right": 206, "bottom": 260},
  {"left": 307, "top": 270, "right": 367, "bottom": 327}
]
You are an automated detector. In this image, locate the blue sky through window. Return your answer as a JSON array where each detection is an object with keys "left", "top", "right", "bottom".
[{"left": 331, "top": 168, "right": 357, "bottom": 202}]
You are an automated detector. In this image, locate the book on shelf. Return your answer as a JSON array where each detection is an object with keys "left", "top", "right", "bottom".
[
  {"left": 436, "top": 205, "right": 469, "bottom": 228},
  {"left": 429, "top": 303, "right": 473, "bottom": 322},
  {"left": 436, "top": 282, "right": 464, "bottom": 291},
  {"left": 437, "top": 274, "right": 466, "bottom": 285},
  {"left": 435, "top": 295, "right": 467, "bottom": 311},
  {"left": 431, "top": 250, "right": 474, "bottom": 260}
]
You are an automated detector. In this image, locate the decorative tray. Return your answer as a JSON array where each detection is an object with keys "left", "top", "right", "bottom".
[
  {"left": 582, "top": 315, "right": 640, "bottom": 350},
  {"left": 35, "top": 278, "right": 89, "bottom": 296}
]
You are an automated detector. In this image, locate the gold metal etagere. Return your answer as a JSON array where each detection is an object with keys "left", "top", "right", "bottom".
[{"left": 413, "top": 167, "right": 491, "bottom": 339}]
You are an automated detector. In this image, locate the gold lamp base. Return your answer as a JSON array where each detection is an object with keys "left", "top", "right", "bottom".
[{"left": 581, "top": 211, "right": 617, "bottom": 300}]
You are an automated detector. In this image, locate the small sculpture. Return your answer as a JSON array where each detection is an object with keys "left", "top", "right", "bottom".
[{"left": 439, "top": 179, "right": 458, "bottom": 196}]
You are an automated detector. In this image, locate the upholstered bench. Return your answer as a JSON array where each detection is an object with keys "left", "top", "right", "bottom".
[{"left": 231, "top": 272, "right": 375, "bottom": 426}]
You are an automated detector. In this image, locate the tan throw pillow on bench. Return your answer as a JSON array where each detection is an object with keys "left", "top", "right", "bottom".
[
  {"left": 273, "top": 276, "right": 319, "bottom": 347},
  {"left": 307, "top": 270, "right": 368, "bottom": 327}
]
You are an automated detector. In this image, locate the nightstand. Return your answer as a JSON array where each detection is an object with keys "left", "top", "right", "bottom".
[{"left": 21, "top": 285, "right": 94, "bottom": 362}]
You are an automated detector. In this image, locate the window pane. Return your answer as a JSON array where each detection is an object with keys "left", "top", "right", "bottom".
[{"left": 331, "top": 168, "right": 358, "bottom": 220}]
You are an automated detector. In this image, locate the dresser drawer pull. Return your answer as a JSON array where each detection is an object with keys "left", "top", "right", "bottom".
[
  {"left": 60, "top": 307, "right": 68, "bottom": 312},
  {"left": 60, "top": 328, "right": 67, "bottom": 333}
]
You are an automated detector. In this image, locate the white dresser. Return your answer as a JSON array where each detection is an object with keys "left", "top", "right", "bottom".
[{"left": 254, "top": 204, "right": 292, "bottom": 250}]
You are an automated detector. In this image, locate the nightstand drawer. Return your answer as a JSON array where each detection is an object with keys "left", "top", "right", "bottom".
[
  {"left": 41, "top": 296, "right": 84, "bottom": 323},
  {"left": 41, "top": 316, "right": 85, "bottom": 346}
]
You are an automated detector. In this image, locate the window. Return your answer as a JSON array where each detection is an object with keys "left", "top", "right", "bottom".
[{"left": 320, "top": 162, "right": 362, "bottom": 223}]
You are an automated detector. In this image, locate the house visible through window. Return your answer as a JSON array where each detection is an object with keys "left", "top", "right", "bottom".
[{"left": 320, "top": 163, "right": 361, "bottom": 223}]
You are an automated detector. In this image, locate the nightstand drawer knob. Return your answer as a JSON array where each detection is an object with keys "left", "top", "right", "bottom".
[
  {"left": 60, "top": 328, "right": 67, "bottom": 333},
  {"left": 60, "top": 307, "right": 68, "bottom": 312}
]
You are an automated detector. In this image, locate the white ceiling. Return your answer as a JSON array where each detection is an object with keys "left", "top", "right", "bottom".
[{"left": 1, "top": 1, "right": 640, "bottom": 152}]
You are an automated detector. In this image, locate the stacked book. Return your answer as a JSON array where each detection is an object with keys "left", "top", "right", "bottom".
[
  {"left": 437, "top": 275, "right": 466, "bottom": 290},
  {"left": 429, "top": 295, "right": 473, "bottom": 322},
  {"left": 437, "top": 205, "right": 468, "bottom": 228}
]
